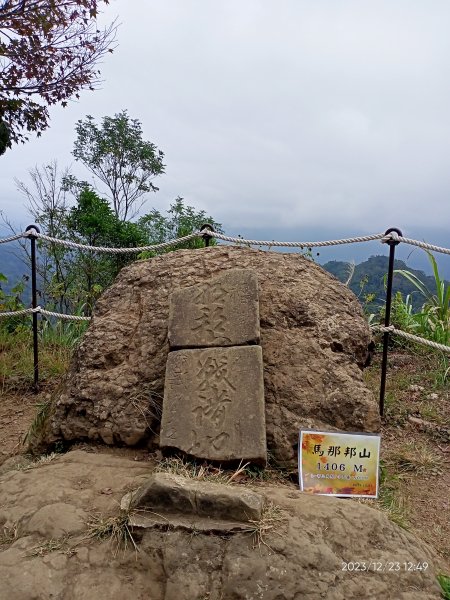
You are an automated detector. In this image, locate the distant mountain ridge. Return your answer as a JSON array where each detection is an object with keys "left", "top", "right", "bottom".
[{"left": 323, "top": 255, "right": 448, "bottom": 311}]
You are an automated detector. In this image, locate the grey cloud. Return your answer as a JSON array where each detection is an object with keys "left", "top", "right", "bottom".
[{"left": 1, "top": 0, "right": 449, "bottom": 244}]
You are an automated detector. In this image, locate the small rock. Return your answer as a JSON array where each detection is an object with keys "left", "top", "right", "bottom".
[
  {"left": 409, "top": 384, "right": 425, "bottom": 392},
  {"left": 127, "top": 472, "right": 265, "bottom": 523},
  {"left": 427, "top": 393, "right": 439, "bottom": 400}
]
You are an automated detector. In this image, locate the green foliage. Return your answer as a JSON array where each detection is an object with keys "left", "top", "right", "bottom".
[
  {"left": 388, "top": 292, "right": 417, "bottom": 335},
  {"left": 65, "top": 187, "right": 149, "bottom": 312},
  {"left": 0, "top": 1, "right": 116, "bottom": 147},
  {"left": 40, "top": 318, "right": 89, "bottom": 351},
  {"left": 73, "top": 111, "right": 165, "bottom": 220},
  {"left": 12, "top": 113, "right": 221, "bottom": 318},
  {"left": 327, "top": 253, "right": 449, "bottom": 355},
  {"left": 438, "top": 574, "right": 450, "bottom": 600},
  {"left": 138, "top": 197, "right": 223, "bottom": 255},
  {"left": 0, "top": 272, "right": 27, "bottom": 333},
  {"left": 393, "top": 252, "right": 449, "bottom": 346},
  {"left": 364, "top": 252, "right": 450, "bottom": 384},
  {"left": 0, "top": 118, "right": 10, "bottom": 155},
  {"left": 14, "top": 184, "right": 222, "bottom": 316}
]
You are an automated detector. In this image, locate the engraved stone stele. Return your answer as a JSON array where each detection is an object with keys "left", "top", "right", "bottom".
[
  {"left": 168, "top": 268, "right": 260, "bottom": 349},
  {"left": 160, "top": 346, "right": 267, "bottom": 465}
]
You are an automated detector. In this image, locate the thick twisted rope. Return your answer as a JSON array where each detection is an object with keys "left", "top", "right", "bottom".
[
  {"left": 39, "top": 309, "right": 91, "bottom": 321},
  {"left": 0, "top": 306, "right": 91, "bottom": 321},
  {"left": 2, "top": 227, "right": 450, "bottom": 256},
  {"left": 384, "top": 232, "right": 450, "bottom": 256},
  {"left": 0, "top": 307, "right": 38, "bottom": 317},
  {"left": 371, "top": 325, "right": 450, "bottom": 354},
  {"left": 0, "top": 232, "right": 27, "bottom": 244},
  {"left": 211, "top": 231, "right": 386, "bottom": 247},
  {"left": 31, "top": 230, "right": 203, "bottom": 254}
]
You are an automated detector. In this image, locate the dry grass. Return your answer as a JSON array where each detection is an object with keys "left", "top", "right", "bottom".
[
  {"left": 155, "top": 455, "right": 291, "bottom": 488},
  {"left": 155, "top": 456, "right": 239, "bottom": 485},
  {"left": 244, "top": 502, "right": 286, "bottom": 551},
  {"left": 15, "top": 452, "right": 59, "bottom": 472},
  {"left": 387, "top": 442, "right": 444, "bottom": 477},
  {"left": 0, "top": 522, "right": 19, "bottom": 547},
  {"left": 26, "top": 536, "right": 73, "bottom": 557},
  {"left": 129, "top": 391, "right": 162, "bottom": 436},
  {"left": 84, "top": 511, "right": 139, "bottom": 556}
]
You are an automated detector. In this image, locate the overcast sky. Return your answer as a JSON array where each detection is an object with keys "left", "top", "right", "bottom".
[{"left": 1, "top": 0, "right": 450, "bottom": 272}]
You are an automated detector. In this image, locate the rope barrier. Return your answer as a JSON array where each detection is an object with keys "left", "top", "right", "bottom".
[
  {"left": 211, "top": 231, "right": 387, "bottom": 247},
  {"left": 371, "top": 325, "right": 450, "bottom": 354},
  {"left": 0, "top": 307, "right": 38, "bottom": 317},
  {"left": 391, "top": 235, "right": 450, "bottom": 256},
  {"left": 0, "top": 306, "right": 91, "bottom": 321},
  {"left": 0, "top": 231, "right": 29, "bottom": 244},
  {"left": 1, "top": 228, "right": 450, "bottom": 255},
  {"left": 39, "top": 309, "right": 91, "bottom": 321},
  {"left": 32, "top": 230, "right": 203, "bottom": 254}
]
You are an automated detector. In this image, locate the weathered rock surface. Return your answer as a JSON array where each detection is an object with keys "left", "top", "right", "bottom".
[
  {"left": 37, "top": 247, "right": 380, "bottom": 468},
  {"left": 122, "top": 472, "right": 265, "bottom": 532},
  {"left": 168, "top": 268, "right": 260, "bottom": 348},
  {"left": 0, "top": 450, "right": 443, "bottom": 600},
  {"left": 160, "top": 346, "right": 267, "bottom": 463}
]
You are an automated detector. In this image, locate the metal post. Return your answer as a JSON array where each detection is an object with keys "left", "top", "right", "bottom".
[
  {"left": 25, "top": 225, "right": 40, "bottom": 392},
  {"left": 200, "top": 223, "right": 214, "bottom": 247},
  {"left": 379, "top": 227, "right": 402, "bottom": 416}
]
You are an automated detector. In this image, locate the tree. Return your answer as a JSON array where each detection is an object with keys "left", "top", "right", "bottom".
[
  {"left": 72, "top": 111, "right": 165, "bottom": 221},
  {"left": 139, "top": 197, "right": 223, "bottom": 252},
  {"left": 15, "top": 161, "right": 73, "bottom": 312},
  {"left": 0, "top": 0, "right": 116, "bottom": 148},
  {"left": 67, "top": 187, "right": 148, "bottom": 312},
  {"left": 0, "top": 117, "right": 9, "bottom": 155},
  {"left": 13, "top": 117, "right": 221, "bottom": 313}
]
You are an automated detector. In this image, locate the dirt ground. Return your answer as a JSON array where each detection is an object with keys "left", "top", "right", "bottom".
[
  {"left": 363, "top": 349, "right": 450, "bottom": 568},
  {"left": 1, "top": 348, "right": 449, "bottom": 571},
  {"left": 0, "top": 387, "right": 38, "bottom": 460}
]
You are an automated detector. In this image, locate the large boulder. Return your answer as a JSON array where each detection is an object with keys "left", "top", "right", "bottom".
[{"left": 38, "top": 246, "right": 380, "bottom": 467}]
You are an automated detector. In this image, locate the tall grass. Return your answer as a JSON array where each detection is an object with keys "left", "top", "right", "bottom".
[
  {"left": 1, "top": 273, "right": 88, "bottom": 390},
  {"left": 0, "top": 321, "right": 86, "bottom": 392},
  {"left": 393, "top": 251, "right": 449, "bottom": 346}
]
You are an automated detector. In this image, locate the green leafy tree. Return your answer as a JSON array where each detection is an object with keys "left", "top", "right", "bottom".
[
  {"left": 13, "top": 111, "right": 221, "bottom": 315},
  {"left": 0, "top": 1, "right": 116, "bottom": 148},
  {"left": 72, "top": 111, "right": 165, "bottom": 221},
  {"left": 139, "top": 197, "right": 222, "bottom": 253},
  {"left": 67, "top": 187, "right": 147, "bottom": 312}
]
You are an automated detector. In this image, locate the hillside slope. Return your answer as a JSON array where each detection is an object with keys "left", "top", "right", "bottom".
[{"left": 323, "top": 255, "right": 448, "bottom": 310}]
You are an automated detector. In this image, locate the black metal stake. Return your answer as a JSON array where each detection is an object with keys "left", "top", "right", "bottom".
[
  {"left": 379, "top": 227, "right": 402, "bottom": 416},
  {"left": 200, "top": 223, "right": 214, "bottom": 247},
  {"left": 25, "top": 225, "right": 40, "bottom": 392}
]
